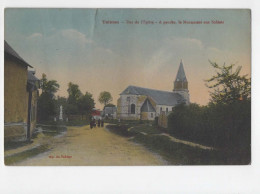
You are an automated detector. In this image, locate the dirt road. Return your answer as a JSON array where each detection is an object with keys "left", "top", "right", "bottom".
[{"left": 17, "top": 124, "right": 167, "bottom": 166}]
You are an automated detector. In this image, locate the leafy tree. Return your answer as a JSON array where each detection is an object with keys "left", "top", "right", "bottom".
[
  {"left": 205, "top": 61, "right": 251, "bottom": 104},
  {"left": 37, "top": 74, "right": 60, "bottom": 121},
  {"left": 78, "top": 92, "right": 95, "bottom": 118},
  {"left": 66, "top": 83, "right": 95, "bottom": 118},
  {"left": 98, "top": 91, "right": 113, "bottom": 107},
  {"left": 67, "top": 82, "right": 82, "bottom": 105},
  {"left": 104, "top": 103, "right": 116, "bottom": 107},
  {"left": 41, "top": 73, "right": 59, "bottom": 97}
]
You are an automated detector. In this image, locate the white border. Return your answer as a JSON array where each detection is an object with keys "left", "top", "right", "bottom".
[{"left": 1, "top": 1, "right": 259, "bottom": 193}]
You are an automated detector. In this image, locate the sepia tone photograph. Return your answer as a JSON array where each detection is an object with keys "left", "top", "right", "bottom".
[{"left": 4, "top": 8, "right": 251, "bottom": 166}]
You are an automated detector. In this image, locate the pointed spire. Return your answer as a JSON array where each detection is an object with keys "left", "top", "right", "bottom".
[{"left": 175, "top": 60, "right": 187, "bottom": 82}]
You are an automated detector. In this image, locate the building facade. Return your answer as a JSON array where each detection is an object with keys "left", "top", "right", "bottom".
[
  {"left": 103, "top": 106, "right": 117, "bottom": 119},
  {"left": 4, "top": 41, "right": 39, "bottom": 142},
  {"left": 117, "top": 60, "right": 190, "bottom": 120}
]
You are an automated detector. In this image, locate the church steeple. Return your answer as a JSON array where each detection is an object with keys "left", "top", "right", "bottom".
[
  {"left": 174, "top": 60, "right": 188, "bottom": 91},
  {"left": 173, "top": 60, "right": 190, "bottom": 104}
]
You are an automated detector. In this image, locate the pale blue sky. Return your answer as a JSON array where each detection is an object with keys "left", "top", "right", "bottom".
[{"left": 5, "top": 9, "right": 251, "bottom": 108}]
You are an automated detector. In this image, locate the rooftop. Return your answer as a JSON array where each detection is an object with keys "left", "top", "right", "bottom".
[
  {"left": 120, "top": 85, "right": 185, "bottom": 106},
  {"left": 175, "top": 60, "right": 187, "bottom": 82},
  {"left": 4, "top": 40, "right": 32, "bottom": 68}
]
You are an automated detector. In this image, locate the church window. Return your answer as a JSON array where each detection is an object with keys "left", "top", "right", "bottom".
[
  {"left": 160, "top": 107, "right": 162, "bottom": 113},
  {"left": 151, "top": 113, "right": 153, "bottom": 118},
  {"left": 131, "top": 104, "right": 135, "bottom": 114},
  {"left": 172, "top": 107, "right": 174, "bottom": 111},
  {"left": 166, "top": 108, "right": 168, "bottom": 113}
]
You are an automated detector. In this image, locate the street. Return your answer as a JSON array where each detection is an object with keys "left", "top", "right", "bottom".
[{"left": 16, "top": 124, "right": 167, "bottom": 166}]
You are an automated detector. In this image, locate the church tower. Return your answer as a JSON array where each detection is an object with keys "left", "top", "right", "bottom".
[{"left": 173, "top": 60, "right": 190, "bottom": 104}]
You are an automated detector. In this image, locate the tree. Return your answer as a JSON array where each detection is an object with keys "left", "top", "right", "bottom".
[
  {"left": 78, "top": 92, "right": 95, "bottom": 118},
  {"left": 37, "top": 74, "right": 60, "bottom": 121},
  {"left": 67, "top": 82, "right": 82, "bottom": 105},
  {"left": 104, "top": 103, "right": 116, "bottom": 107},
  {"left": 98, "top": 91, "right": 113, "bottom": 106},
  {"left": 205, "top": 61, "right": 251, "bottom": 104},
  {"left": 41, "top": 73, "right": 59, "bottom": 98}
]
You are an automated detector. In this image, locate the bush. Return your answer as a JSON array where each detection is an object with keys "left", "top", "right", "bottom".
[{"left": 168, "top": 101, "right": 251, "bottom": 152}]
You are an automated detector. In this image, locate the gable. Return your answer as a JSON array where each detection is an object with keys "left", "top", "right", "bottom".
[{"left": 141, "top": 99, "right": 156, "bottom": 112}]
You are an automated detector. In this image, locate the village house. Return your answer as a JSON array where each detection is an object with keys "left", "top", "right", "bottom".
[
  {"left": 103, "top": 106, "right": 117, "bottom": 119},
  {"left": 117, "top": 60, "right": 190, "bottom": 120},
  {"left": 4, "top": 41, "right": 40, "bottom": 142},
  {"left": 92, "top": 108, "right": 102, "bottom": 120}
]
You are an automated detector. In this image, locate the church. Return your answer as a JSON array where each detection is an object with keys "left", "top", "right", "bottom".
[{"left": 117, "top": 60, "right": 190, "bottom": 120}]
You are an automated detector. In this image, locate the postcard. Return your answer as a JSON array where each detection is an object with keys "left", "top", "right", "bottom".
[{"left": 4, "top": 8, "right": 251, "bottom": 166}]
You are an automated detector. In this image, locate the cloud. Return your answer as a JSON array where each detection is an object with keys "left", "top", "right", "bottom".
[
  {"left": 60, "top": 29, "right": 92, "bottom": 45},
  {"left": 27, "top": 33, "right": 43, "bottom": 39}
]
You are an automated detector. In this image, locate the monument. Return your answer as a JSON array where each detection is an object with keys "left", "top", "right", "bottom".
[{"left": 59, "top": 105, "right": 63, "bottom": 121}]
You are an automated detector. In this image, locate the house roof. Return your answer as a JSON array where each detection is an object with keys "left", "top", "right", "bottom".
[
  {"left": 175, "top": 60, "right": 187, "bottom": 82},
  {"left": 120, "top": 85, "right": 185, "bottom": 106},
  {"left": 141, "top": 99, "right": 156, "bottom": 112},
  {"left": 4, "top": 40, "right": 33, "bottom": 68}
]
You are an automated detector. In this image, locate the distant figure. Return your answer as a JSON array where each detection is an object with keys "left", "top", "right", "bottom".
[
  {"left": 90, "top": 120, "right": 93, "bottom": 129},
  {"left": 98, "top": 119, "right": 101, "bottom": 127},
  {"left": 101, "top": 119, "right": 104, "bottom": 127},
  {"left": 93, "top": 119, "right": 96, "bottom": 127}
]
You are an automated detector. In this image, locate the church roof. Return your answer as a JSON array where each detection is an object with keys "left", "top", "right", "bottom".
[
  {"left": 120, "top": 85, "right": 185, "bottom": 106},
  {"left": 141, "top": 99, "right": 156, "bottom": 112},
  {"left": 4, "top": 40, "right": 33, "bottom": 68},
  {"left": 175, "top": 60, "right": 187, "bottom": 82}
]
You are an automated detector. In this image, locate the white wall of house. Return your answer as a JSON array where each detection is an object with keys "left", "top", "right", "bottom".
[
  {"left": 156, "top": 105, "right": 174, "bottom": 116},
  {"left": 118, "top": 95, "right": 141, "bottom": 120}
]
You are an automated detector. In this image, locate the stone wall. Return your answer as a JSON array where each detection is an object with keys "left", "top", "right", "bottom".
[
  {"left": 158, "top": 112, "right": 168, "bottom": 128},
  {"left": 4, "top": 123, "right": 27, "bottom": 142}
]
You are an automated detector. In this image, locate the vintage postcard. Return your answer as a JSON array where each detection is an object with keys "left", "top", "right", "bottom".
[{"left": 4, "top": 8, "right": 251, "bottom": 166}]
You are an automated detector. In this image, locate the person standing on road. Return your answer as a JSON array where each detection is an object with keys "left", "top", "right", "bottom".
[
  {"left": 98, "top": 119, "right": 101, "bottom": 127},
  {"left": 90, "top": 119, "right": 93, "bottom": 129},
  {"left": 93, "top": 119, "right": 96, "bottom": 128},
  {"left": 101, "top": 119, "right": 104, "bottom": 127}
]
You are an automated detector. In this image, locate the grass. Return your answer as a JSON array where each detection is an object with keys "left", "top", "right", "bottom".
[
  {"left": 106, "top": 124, "right": 136, "bottom": 137},
  {"left": 4, "top": 124, "right": 67, "bottom": 164},
  {"left": 4, "top": 140, "right": 34, "bottom": 151},
  {"left": 105, "top": 119, "right": 153, "bottom": 125},
  {"left": 130, "top": 125, "right": 162, "bottom": 135},
  {"left": 106, "top": 123, "right": 250, "bottom": 165},
  {"left": 5, "top": 144, "right": 51, "bottom": 165}
]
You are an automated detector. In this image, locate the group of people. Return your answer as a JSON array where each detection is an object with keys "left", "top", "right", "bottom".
[{"left": 90, "top": 118, "right": 104, "bottom": 129}]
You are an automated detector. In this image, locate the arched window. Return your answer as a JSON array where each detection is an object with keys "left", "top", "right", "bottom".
[
  {"left": 166, "top": 108, "right": 168, "bottom": 113},
  {"left": 160, "top": 107, "right": 162, "bottom": 113},
  {"left": 131, "top": 104, "right": 135, "bottom": 114}
]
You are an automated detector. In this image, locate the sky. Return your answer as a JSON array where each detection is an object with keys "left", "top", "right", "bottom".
[{"left": 4, "top": 9, "right": 251, "bottom": 109}]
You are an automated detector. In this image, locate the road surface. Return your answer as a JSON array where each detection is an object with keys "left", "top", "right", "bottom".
[{"left": 17, "top": 124, "right": 167, "bottom": 166}]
